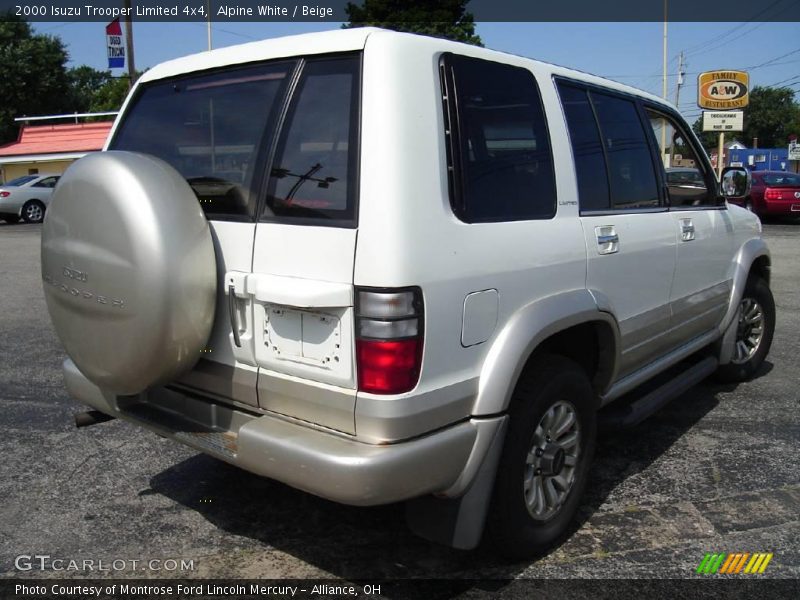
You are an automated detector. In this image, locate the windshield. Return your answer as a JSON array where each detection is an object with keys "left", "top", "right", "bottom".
[
  {"left": 762, "top": 173, "right": 800, "bottom": 186},
  {"left": 110, "top": 61, "right": 294, "bottom": 220},
  {"left": 4, "top": 175, "right": 38, "bottom": 187}
]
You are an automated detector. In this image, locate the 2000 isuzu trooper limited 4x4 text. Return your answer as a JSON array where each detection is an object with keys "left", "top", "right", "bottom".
[{"left": 41, "top": 28, "right": 774, "bottom": 558}]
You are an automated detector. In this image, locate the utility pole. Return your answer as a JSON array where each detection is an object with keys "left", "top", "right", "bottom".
[
  {"left": 660, "top": 0, "right": 669, "bottom": 166},
  {"left": 671, "top": 51, "right": 684, "bottom": 166},
  {"left": 674, "top": 51, "right": 684, "bottom": 108},
  {"left": 123, "top": 0, "right": 136, "bottom": 89},
  {"left": 207, "top": 0, "right": 212, "bottom": 50}
]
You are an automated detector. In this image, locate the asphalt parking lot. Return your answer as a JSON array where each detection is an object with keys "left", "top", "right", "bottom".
[{"left": 0, "top": 220, "right": 798, "bottom": 584}]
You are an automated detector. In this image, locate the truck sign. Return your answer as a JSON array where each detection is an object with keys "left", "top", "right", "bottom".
[
  {"left": 698, "top": 71, "right": 749, "bottom": 110},
  {"left": 106, "top": 18, "right": 125, "bottom": 69}
]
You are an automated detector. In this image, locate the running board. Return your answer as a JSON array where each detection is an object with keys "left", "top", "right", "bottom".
[{"left": 599, "top": 356, "right": 718, "bottom": 430}]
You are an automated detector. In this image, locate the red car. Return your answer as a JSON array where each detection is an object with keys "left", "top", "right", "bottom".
[{"left": 732, "top": 170, "right": 800, "bottom": 216}]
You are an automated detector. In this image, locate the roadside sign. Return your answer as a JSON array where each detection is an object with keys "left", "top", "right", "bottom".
[
  {"left": 702, "top": 111, "right": 744, "bottom": 132},
  {"left": 698, "top": 71, "right": 749, "bottom": 109},
  {"left": 106, "top": 19, "right": 125, "bottom": 69},
  {"left": 789, "top": 141, "right": 800, "bottom": 161}
]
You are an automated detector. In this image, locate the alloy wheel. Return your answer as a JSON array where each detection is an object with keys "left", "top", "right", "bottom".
[
  {"left": 523, "top": 400, "right": 581, "bottom": 520},
  {"left": 731, "top": 297, "right": 765, "bottom": 364}
]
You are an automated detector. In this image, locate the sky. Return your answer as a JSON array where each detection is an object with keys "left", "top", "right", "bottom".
[{"left": 32, "top": 20, "right": 800, "bottom": 128}]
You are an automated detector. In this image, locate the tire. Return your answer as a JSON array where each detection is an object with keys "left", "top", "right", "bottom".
[
  {"left": 716, "top": 277, "right": 775, "bottom": 383},
  {"left": 41, "top": 151, "right": 217, "bottom": 395},
  {"left": 2, "top": 215, "right": 20, "bottom": 224},
  {"left": 485, "top": 354, "right": 597, "bottom": 559},
  {"left": 22, "top": 200, "right": 45, "bottom": 223}
]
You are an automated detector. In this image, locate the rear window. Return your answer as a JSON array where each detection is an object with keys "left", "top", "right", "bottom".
[
  {"left": 110, "top": 55, "right": 360, "bottom": 224},
  {"left": 263, "top": 57, "right": 360, "bottom": 223},
  {"left": 762, "top": 173, "right": 800, "bottom": 186},
  {"left": 111, "top": 62, "right": 293, "bottom": 220}
]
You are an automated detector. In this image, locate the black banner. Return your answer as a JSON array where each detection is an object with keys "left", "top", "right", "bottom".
[
  {"left": 2, "top": 579, "right": 800, "bottom": 600},
  {"left": 2, "top": 0, "right": 800, "bottom": 22}
]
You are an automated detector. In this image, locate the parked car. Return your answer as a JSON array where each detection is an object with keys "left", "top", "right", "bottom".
[
  {"left": 40, "top": 28, "right": 773, "bottom": 558},
  {"left": 665, "top": 167, "right": 708, "bottom": 206},
  {"left": 0, "top": 173, "right": 60, "bottom": 223},
  {"left": 729, "top": 170, "right": 800, "bottom": 216}
]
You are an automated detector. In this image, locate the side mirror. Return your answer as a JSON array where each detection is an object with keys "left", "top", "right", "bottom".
[{"left": 720, "top": 167, "right": 751, "bottom": 200}]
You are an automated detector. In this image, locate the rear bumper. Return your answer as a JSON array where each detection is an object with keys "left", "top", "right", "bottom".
[
  {"left": 762, "top": 198, "right": 800, "bottom": 214},
  {"left": 63, "top": 359, "right": 501, "bottom": 506}
]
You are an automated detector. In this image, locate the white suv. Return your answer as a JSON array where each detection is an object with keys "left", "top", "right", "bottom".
[{"left": 42, "top": 28, "right": 774, "bottom": 558}]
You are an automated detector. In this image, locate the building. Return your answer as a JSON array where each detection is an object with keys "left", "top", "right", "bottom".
[
  {"left": 0, "top": 121, "right": 113, "bottom": 183},
  {"left": 728, "top": 147, "right": 792, "bottom": 172}
]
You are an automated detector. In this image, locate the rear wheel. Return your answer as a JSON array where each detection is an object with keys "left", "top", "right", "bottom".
[
  {"left": 716, "top": 277, "right": 775, "bottom": 383},
  {"left": 486, "top": 354, "right": 596, "bottom": 559},
  {"left": 22, "top": 200, "right": 45, "bottom": 223}
]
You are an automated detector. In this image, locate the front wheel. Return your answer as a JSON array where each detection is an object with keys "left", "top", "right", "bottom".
[
  {"left": 485, "top": 354, "right": 597, "bottom": 559},
  {"left": 22, "top": 200, "right": 45, "bottom": 223},
  {"left": 716, "top": 277, "right": 775, "bottom": 383}
]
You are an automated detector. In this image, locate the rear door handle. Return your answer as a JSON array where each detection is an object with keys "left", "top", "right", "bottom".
[
  {"left": 595, "top": 225, "right": 619, "bottom": 255},
  {"left": 228, "top": 284, "right": 242, "bottom": 348},
  {"left": 680, "top": 218, "right": 695, "bottom": 242}
]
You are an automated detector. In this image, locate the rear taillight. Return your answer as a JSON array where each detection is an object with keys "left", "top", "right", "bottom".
[
  {"left": 355, "top": 288, "right": 423, "bottom": 394},
  {"left": 0, "top": 191, "right": 10, "bottom": 198},
  {"left": 764, "top": 188, "right": 783, "bottom": 200}
]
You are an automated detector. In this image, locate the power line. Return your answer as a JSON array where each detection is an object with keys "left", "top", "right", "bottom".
[
  {"left": 680, "top": 0, "right": 788, "bottom": 57},
  {"left": 186, "top": 21, "right": 258, "bottom": 41}
]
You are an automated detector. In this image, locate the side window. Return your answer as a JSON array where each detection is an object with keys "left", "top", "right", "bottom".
[
  {"left": 557, "top": 83, "right": 610, "bottom": 211},
  {"left": 442, "top": 54, "right": 556, "bottom": 222},
  {"left": 591, "top": 93, "right": 660, "bottom": 209},
  {"left": 34, "top": 177, "right": 58, "bottom": 188},
  {"left": 263, "top": 56, "right": 360, "bottom": 223},
  {"left": 646, "top": 109, "right": 715, "bottom": 208}
]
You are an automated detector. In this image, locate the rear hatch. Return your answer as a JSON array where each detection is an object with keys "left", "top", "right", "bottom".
[{"left": 108, "top": 52, "right": 362, "bottom": 433}]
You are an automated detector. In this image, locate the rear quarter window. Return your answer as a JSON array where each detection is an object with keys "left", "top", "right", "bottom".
[{"left": 441, "top": 53, "right": 556, "bottom": 222}]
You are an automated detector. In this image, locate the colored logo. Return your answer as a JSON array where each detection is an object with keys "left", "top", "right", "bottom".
[
  {"left": 697, "top": 552, "right": 773, "bottom": 575},
  {"left": 697, "top": 71, "right": 750, "bottom": 110}
]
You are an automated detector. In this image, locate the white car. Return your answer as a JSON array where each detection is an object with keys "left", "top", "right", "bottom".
[
  {"left": 0, "top": 173, "right": 60, "bottom": 224},
  {"left": 40, "top": 28, "right": 773, "bottom": 558}
]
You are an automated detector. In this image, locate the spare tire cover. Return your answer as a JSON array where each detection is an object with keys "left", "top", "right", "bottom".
[{"left": 42, "top": 151, "right": 217, "bottom": 395}]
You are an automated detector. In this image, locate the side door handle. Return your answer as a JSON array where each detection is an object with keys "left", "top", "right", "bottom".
[
  {"left": 595, "top": 225, "right": 619, "bottom": 255},
  {"left": 680, "top": 218, "right": 695, "bottom": 242}
]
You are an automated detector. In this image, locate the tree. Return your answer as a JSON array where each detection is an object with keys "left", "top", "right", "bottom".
[
  {"left": 89, "top": 75, "right": 136, "bottom": 113},
  {"left": 692, "top": 86, "right": 800, "bottom": 151},
  {"left": 0, "top": 15, "right": 72, "bottom": 144},
  {"left": 741, "top": 86, "right": 800, "bottom": 148},
  {"left": 344, "top": 0, "right": 482, "bottom": 46},
  {"left": 68, "top": 66, "right": 112, "bottom": 113}
]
